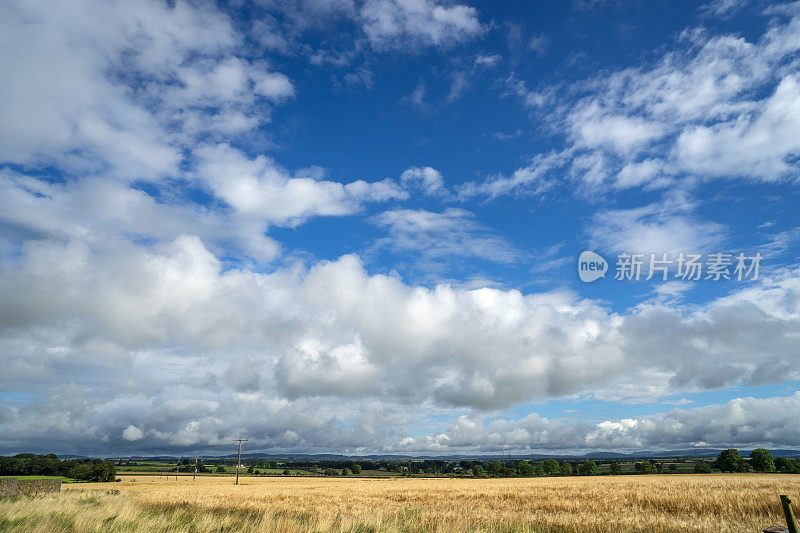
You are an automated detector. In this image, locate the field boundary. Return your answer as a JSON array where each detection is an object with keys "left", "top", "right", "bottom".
[{"left": 0, "top": 477, "right": 62, "bottom": 497}]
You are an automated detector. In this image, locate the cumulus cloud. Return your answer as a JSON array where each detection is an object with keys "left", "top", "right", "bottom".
[
  {"left": 0, "top": 226, "right": 799, "bottom": 452},
  {"left": 0, "top": 168, "right": 283, "bottom": 263},
  {"left": 0, "top": 0, "right": 292, "bottom": 181},
  {"left": 0, "top": 0, "right": 409, "bottom": 264},
  {"left": 194, "top": 143, "right": 407, "bottom": 229},
  {"left": 401, "top": 392, "right": 800, "bottom": 453},
  {"left": 673, "top": 75, "right": 800, "bottom": 179},
  {"left": 122, "top": 425, "right": 145, "bottom": 441},
  {"left": 0, "top": 0, "right": 798, "bottom": 458},
  {"left": 0, "top": 0, "right": 405, "bottom": 268}
]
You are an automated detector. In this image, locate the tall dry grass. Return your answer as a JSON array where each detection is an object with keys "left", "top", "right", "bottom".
[{"left": 1, "top": 474, "right": 798, "bottom": 532}]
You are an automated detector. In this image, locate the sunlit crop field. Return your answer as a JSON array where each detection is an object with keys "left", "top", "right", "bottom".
[{"left": 1, "top": 474, "right": 799, "bottom": 532}]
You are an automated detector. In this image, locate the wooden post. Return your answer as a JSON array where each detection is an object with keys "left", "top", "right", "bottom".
[
  {"left": 193, "top": 457, "right": 197, "bottom": 481},
  {"left": 235, "top": 438, "right": 247, "bottom": 485},
  {"left": 781, "top": 495, "right": 799, "bottom": 533}
]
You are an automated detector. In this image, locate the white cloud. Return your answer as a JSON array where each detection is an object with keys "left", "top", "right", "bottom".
[
  {"left": 586, "top": 193, "right": 728, "bottom": 256},
  {"left": 371, "top": 208, "right": 523, "bottom": 263},
  {"left": 0, "top": 0, "right": 293, "bottom": 181},
  {"left": 701, "top": 0, "right": 749, "bottom": 17},
  {"left": 447, "top": 70, "right": 470, "bottom": 102},
  {"left": 614, "top": 159, "right": 672, "bottom": 190},
  {"left": 482, "top": 4, "right": 800, "bottom": 196},
  {"left": 502, "top": 74, "right": 549, "bottom": 109},
  {"left": 0, "top": 229, "right": 799, "bottom": 452},
  {"left": 393, "top": 392, "right": 800, "bottom": 453},
  {"left": 674, "top": 75, "right": 800, "bottom": 179},
  {"left": 570, "top": 104, "right": 667, "bottom": 154},
  {"left": 0, "top": 167, "right": 285, "bottom": 263},
  {"left": 399, "top": 166, "right": 445, "bottom": 196},
  {"left": 0, "top": 0, "right": 798, "bottom": 457},
  {"left": 122, "top": 425, "right": 144, "bottom": 441},
  {"left": 407, "top": 80, "right": 427, "bottom": 110},
  {"left": 459, "top": 152, "right": 564, "bottom": 199},
  {"left": 474, "top": 53, "right": 501, "bottom": 68},
  {"left": 528, "top": 33, "right": 548, "bottom": 56},
  {"left": 194, "top": 143, "right": 407, "bottom": 229},
  {"left": 360, "top": 0, "right": 483, "bottom": 50},
  {"left": 343, "top": 68, "right": 375, "bottom": 90}
]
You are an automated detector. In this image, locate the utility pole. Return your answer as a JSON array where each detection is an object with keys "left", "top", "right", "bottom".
[
  {"left": 193, "top": 457, "right": 197, "bottom": 481},
  {"left": 235, "top": 439, "right": 248, "bottom": 485}
]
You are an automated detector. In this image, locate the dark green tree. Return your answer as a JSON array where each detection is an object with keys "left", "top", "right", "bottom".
[
  {"left": 487, "top": 461, "right": 503, "bottom": 476},
  {"left": 541, "top": 459, "right": 560, "bottom": 476},
  {"left": 749, "top": 449, "right": 775, "bottom": 472},
  {"left": 609, "top": 462, "right": 622, "bottom": 475},
  {"left": 578, "top": 461, "right": 599, "bottom": 476},
  {"left": 716, "top": 449, "right": 743, "bottom": 473},
  {"left": 775, "top": 457, "right": 799, "bottom": 473},
  {"left": 559, "top": 462, "right": 573, "bottom": 476},
  {"left": 693, "top": 462, "right": 712, "bottom": 473},
  {"left": 635, "top": 461, "right": 657, "bottom": 474},
  {"left": 517, "top": 460, "right": 535, "bottom": 476},
  {"left": 68, "top": 460, "right": 116, "bottom": 482}
]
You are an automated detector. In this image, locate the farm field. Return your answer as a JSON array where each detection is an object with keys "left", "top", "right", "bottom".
[{"left": 1, "top": 474, "right": 799, "bottom": 532}]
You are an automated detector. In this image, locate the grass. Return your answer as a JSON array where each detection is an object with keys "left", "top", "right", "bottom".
[
  {"left": 0, "top": 476, "right": 76, "bottom": 483},
  {"left": 0, "top": 474, "right": 798, "bottom": 532},
  {"left": 1, "top": 476, "right": 63, "bottom": 479}
]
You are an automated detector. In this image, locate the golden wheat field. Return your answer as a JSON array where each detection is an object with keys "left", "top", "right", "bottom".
[{"left": 1, "top": 474, "right": 799, "bottom": 533}]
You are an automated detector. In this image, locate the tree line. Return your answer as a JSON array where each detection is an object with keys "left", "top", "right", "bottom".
[
  {"left": 250, "top": 449, "right": 800, "bottom": 477},
  {"left": 714, "top": 448, "right": 800, "bottom": 473},
  {"left": 0, "top": 454, "right": 117, "bottom": 482}
]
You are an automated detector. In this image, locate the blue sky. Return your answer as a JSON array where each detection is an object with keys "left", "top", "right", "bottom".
[{"left": 0, "top": 0, "right": 799, "bottom": 455}]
